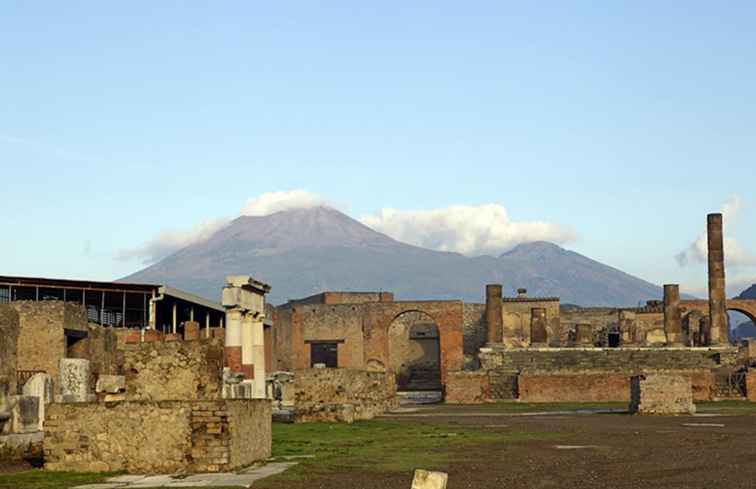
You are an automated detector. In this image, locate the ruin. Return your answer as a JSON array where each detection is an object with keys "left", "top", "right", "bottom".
[{"left": 1, "top": 212, "right": 756, "bottom": 473}]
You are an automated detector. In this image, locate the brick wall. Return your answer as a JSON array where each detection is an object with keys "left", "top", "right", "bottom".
[
  {"left": 747, "top": 372, "right": 756, "bottom": 402},
  {"left": 518, "top": 373, "right": 630, "bottom": 402},
  {"left": 121, "top": 339, "right": 224, "bottom": 401},
  {"left": 292, "top": 368, "right": 397, "bottom": 423},
  {"left": 462, "top": 303, "right": 486, "bottom": 361},
  {"left": 445, "top": 371, "right": 490, "bottom": 404},
  {"left": 44, "top": 399, "right": 271, "bottom": 473}
]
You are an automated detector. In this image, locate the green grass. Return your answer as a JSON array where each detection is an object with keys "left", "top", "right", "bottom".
[
  {"left": 0, "top": 470, "right": 112, "bottom": 489},
  {"left": 257, "top": 418, "right": 552, "bottom": 484},
  {"left": 696, "top": 400, "right": 756, "bottom": 415}
]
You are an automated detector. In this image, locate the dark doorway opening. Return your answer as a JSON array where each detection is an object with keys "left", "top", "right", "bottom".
[{"left": 310, "top": 342, "right": 338, "bottom": 368}]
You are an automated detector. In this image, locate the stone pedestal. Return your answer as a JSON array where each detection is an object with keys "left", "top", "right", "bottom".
[
  {"left": 58, "top": 359, "right": 91, "bottom": 403},
  {"left": 575, "top": 324, "right": 593, "bottom": 345},
  {"left": 21, "top": 373, "right": 53, "bottom": 431},
  {"left": 629, "top": 374, "right": 695, "bottom": 415},
  {"left": 11, "top": 396, "right": 39, "bottom": 433}
]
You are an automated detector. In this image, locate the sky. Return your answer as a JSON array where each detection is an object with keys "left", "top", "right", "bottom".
[{"left": 1, "top": 2, "right": 755, "bottom": 298}]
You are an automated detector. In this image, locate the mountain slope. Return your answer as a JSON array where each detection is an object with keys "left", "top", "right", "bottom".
[{"left": 123, "top": 207, "right": 664, "bottom": 306}]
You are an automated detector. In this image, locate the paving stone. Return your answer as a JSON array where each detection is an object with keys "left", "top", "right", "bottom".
[
  {"left": 107, "top": 476, "right": 147, "bottom": 483},
  {"left": 411, "top": 469, "right": 448, "bottom": 489},
  {"left": 73, "top": 484, "right": 127, "bottom": 489}
]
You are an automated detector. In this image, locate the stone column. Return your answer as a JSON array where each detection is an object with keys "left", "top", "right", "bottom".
[
  {"left": 225, "top": 308, "right": 243, "bottom": 373},
  {"left": 707, "top": 213, "right": 728, "bottom": 344},
  {"left": 241, "top": 312, "right": 255, "bottom": 379},
  {"left": 663, "top": 284, "right": 682, "bottom": 345},
  {"left": 485, "top": 284, "right": 503, "bottom": 344},
  {"left": 252, "top": 316, "right": 266, "bottom": 399}
]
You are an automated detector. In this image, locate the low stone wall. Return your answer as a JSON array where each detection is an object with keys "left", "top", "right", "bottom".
[
  {"left": 44, "top": 399, "right": 271, "bottom": 473},
  {"left": 0, "top": 432, "right": 43, "bottom": 462},
  {"left": 293, "top": 369, "right": 397, "bottom": 423},
  {"left": 630, "top": 374, "right": 695, "bottom": 415},
  {"left": 518, "top": 373, "right": 630, "bottom": 403},
  {"left": 445, "top": 371, "right": 490, "bottom": 404},
  {"left": 479, "top": 347, "right": 739, "bottom": 372},
  {"left": 121, "top": 339, "right": 224, "bottom": 401}
]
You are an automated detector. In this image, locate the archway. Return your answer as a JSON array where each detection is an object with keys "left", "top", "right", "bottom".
[
  {"left": 728, "top": 308, "right": 756, "bottom": 342},
  {"left": 388, "top": 311, "right": 442, "bottom": 392}
]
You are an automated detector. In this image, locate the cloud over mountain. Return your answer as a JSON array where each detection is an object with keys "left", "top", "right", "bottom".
[
  {"left": 360, "top": 204, "right": 576, "bottom": 256},
  {"left": 118, "top": 190, "right": 576, "bottom": 263}
]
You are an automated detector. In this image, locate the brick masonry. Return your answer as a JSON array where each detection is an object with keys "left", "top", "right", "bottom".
[
  {"left": 444, "top": 371, "right": 490, "bottom": 404},
  {"left": 747, "top": 372, "right": 756, "bottom": 402},
  {"left": 44, "top": 399, "right": 271, "bottom": 473}
]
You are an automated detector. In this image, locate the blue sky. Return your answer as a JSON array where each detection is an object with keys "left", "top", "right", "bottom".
[{"left": 1, "top": 2, "right": 755, "bottom": 297}]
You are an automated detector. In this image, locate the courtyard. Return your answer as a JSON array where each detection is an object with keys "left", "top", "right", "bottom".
[{"left": 2, "top": 401, "right": 755, "bottom": 489}]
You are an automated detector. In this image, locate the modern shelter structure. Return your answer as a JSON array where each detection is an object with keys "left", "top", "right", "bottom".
[{"left": 0, "top": 275, "right": 226, "bottom": 334}]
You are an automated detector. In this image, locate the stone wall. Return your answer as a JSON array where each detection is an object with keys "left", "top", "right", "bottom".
[
  {"left": 66, "top": 323, "right": 120, "bottom": 378},
  {"left": 44, "top": 399, "right": 271, "bottom": 473},
  {"left": 629, "top": 374, "right": 695, "bottom": 415},
  {"left": 445, "top": 371, "right": 490, "bottom": 404},
  {"left": 479, "top": 347, "right": 738, "bottom": 372},
  {"left": 462, "top": 303, "right": 486, "bottom": 364},
  {"left": 500, "top": 299, "right": 561, "bottom": 348},
  {"left": 0, "top": 305, "right": 20, "bottom": 396},
  {"left": 121, "top": 339, "right": 224, "bottom": 401},
  {"left": 10, "top": 301, "right": 88, "bottom": 384},
  {"left": 292, "top": 368, "right": 397, "bottom": 423}
]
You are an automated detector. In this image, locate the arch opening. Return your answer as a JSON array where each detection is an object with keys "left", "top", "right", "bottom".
[
  {"left": 728, "top": 309, "right": 756, "bottom": 342},
  {"left": 388, "top": 310, "right": 441, "bottom": 392}
]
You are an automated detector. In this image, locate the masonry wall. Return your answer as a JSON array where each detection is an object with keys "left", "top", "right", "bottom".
[
  {"left": 66, "top": 323, "right": 120, "bottom": 377},
  {"left": 293, "top": 369, "right": 397, "bottom": 423},
  {"left": 11, "top": 301, "right": 88, "bottom": 385},
  {"left": 500, "top": 299, "right": 561, "bottom": 347},
  {"left": 479, "top": 347, "right": 739, "bottom": 372},
  {"left": 0, "top": 306, "right": 20, "bottom": 395},
  {"left": 462, "top": 303, "right": 486, "bottom": 364},
  {"left": 518, "top": 373, "right": 630, "bottom": 402},
  {"left": 44, "top": 400, "right": 271, "bottom": 473},
  {"left": 121, "top": 339, "right": 224, "bottom": 401},
  {"left": 445, "top": 371, "right": 490, "bottom": 404}
]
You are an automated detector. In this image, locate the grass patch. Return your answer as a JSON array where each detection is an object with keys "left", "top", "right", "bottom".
[
  {"left": 256, "top": 419, "right": 552, "bottom": 484},
  {"left": 0, "top": 470, "right": 112, "bottom": 489},
  {"left": 696, "top": 400, "right": 756, "bottom": 415}
]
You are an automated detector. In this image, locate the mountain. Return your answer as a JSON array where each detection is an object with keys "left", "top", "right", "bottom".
[
  {"left": 122, "top": 206, "right": 664, "bottom": 306},
  {"left": 737, "top": 284, "right": 756, "bottom": 300}
]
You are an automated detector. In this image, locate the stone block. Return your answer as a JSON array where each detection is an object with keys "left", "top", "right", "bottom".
[
  {"left": 143, "top": 330, "right": 163, "bottom": 343},
  {"left": 412, "top": 469, "right": 448, "bottom": 489},
  {"left": 11, "top": 396, "right": 39, "bottom": 433},
  {"left": 629, "top": 374, "right": 695, "bottom": 415},
  {"left": 184, "top": 321, "right": 201, "bottom": 341},
  {"left": 96, "top": 375, "right": 126, "bottom": 394},
  {"left": 21, "top": 373, "right": 53, "bottom": 431},
  {"left": 165, "top": 333, "right": 181, "bottom": 342},
  {"left": 59, "top": 358, "right": 91, "bottom": 403}
]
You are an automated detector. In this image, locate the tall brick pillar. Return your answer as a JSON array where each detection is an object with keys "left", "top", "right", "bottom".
[
  {"left": 707, "top": 213, "right": 728, "bottom": 344},
  {"left": 486, "top": 284, "right": 503, "bottom": 344},
  {"left": 663, "top": 284, "right": 682, "bottom": 345},
  {"left": 224, "top": 308, "right": 243, "bottom": 373}
]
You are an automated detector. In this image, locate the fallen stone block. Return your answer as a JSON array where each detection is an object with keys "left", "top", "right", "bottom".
[
  {"left": 629, "top": 374, "right": 695, "bottom": 415},
  {"left": 96, "top": 375, "right": 126, "bottom": 394},
  {"left": 412, "top": 469, "right": 448, "bottom": 489}
]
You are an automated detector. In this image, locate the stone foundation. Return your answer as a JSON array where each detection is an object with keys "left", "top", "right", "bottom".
[
  {"left": 629, "top": 374, "right": 695, "bottom": 415},
  {"left": 444, "top": 371, "right": 490, "bottom": 404},
  {"left": 44, "top": 399, "right": 271, "bottom": 473},
  {"left": 518, "top": 373, "right": 630, "bottom": 403},
  {"left": 293, "top": 369, "right": 397, "bottom": 423}
]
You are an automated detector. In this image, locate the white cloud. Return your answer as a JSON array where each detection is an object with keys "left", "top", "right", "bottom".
[
  {"left": 676, "top": 195, "right": 756, "bottom": 268},
  {"left": 360, "top": 204, "right": 576, "bottom": 256},
  {"left": 240, "top": 190, "right": 338, "bottom": 216},
  {"left": 117, "top": 218, "right": 230, "bottom": 264}
]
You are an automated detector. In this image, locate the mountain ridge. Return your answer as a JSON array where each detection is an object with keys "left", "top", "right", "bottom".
[{"left": 123, "top": 206, "right": 666, "bottom": 306}]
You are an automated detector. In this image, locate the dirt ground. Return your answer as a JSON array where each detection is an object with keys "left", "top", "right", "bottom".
[{"left": 261, "top": 404, "right": 756, "bottom": 489}]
